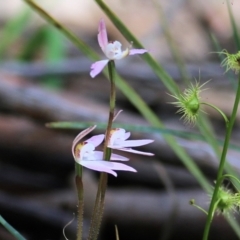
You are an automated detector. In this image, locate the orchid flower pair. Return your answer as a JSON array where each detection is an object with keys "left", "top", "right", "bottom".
[
  {"left": 72, "top": 125, "right": 154, "bottom": 177},
  {"left": 90, "top": 19, "right": 148, "bottom": 78}
]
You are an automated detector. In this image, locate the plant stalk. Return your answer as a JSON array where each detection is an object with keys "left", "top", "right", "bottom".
[
  {"left": 202, "top": 74, "right": 240, "bottom": 240},
  {"left": 75, "top": 163, "right": 84, "bottom": 240},
  {"left": 87, "top": 60, "right": 116, "bottom": 240}
]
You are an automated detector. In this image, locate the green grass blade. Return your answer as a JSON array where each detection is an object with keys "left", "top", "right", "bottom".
[
  {"left": 226, "top": 0, "right": 240, "bottom": 50},
  {"left": 153, "top": 0, "right": 190, "bottom": 84},
  {"left": 209, "top": 32, "right": 237, "bottom": 88},
  {"left": 42, "top": 25, "right": 65, "bottom": 88},
  {"left": 47, "top": 121, "right": 240, "bottom": 152},
  {"left": 18, "top": 27, "right": 46, "bottom": 61},
  {"left": 0, "top": 7, "right": 31, "bottom": 59},
  {"left": 0, "top": 215, "right": 26, "bottom": 240}
]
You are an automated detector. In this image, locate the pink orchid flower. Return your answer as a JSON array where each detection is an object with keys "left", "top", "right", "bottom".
[
  {"left": 72, "top": 125, "right": 137, "bottom": 177},
  {"left": 107, "top": 128, "right": 154, "bottom": 156},
  {"left": 90, "top": 19, "right": 148, "bottom": 78}
]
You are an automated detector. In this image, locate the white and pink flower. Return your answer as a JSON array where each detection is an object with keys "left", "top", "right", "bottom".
[
  {"left": 107, "top": 128, "right": 154, "bottom": 156},
  {"left": 90, "top": 19, "right": 148, "bottom": 78},
  {"left": 72, "top": 125, "right": 136, "bottom": 177}
]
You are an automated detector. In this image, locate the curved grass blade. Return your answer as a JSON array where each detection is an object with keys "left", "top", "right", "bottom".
[
  {"left": 226, "top": 0, "right": 240, "bottom": 50},
  {"left": 0, "top": 215, "right": 26, "bottom": 240},
  {"left": 47, "top": 121, "right": 240, "bottom": 152},
  {"left": 0, "top": 7, "right": 31, "bottom": 60}
]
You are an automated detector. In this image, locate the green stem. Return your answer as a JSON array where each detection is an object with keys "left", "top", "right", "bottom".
[
  {"left": 75, "top": 163, "right": 84, "bottom": 240},
  {"left": 23, "top": 0, "right": 98, "bottom": 59},
  {"left": 191, "top": 203, "right": 208, "bottom": 216},
  {"left": 202, "top": 74, "right": 240, "bottom": 240},
  {"left": 201, "top": 102, "right": 229, "bottom": 126},
  {"left": 221, "top": 174, "right": 240, "bottom": 184},
  {"left": 0, "top": 215, "right": 26, "bottom": 240},
  {"left": 87, "top": 61, "right": 116, "bottom": 240},
  {"left": 104, "top": 60, "right": 116, "bottom": 149}
]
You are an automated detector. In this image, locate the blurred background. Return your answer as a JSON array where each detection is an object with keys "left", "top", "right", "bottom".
[{"left": 0, "top": 0, "right": 240, "bottom": 239}]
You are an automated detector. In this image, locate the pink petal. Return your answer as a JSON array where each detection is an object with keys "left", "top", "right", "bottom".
[
  {"left": 80, "top": 160, "right": 117, "bottom": 176},
  {"left": 97, "top": 19, "right": 108, "bottom": 50},
  {"left": 93, "top": 151, "right": 104, "bottom": 160},
  {"left": 80, "top": 160, "right": 137, "bottom": 177},
  {"left": 90, "top": 59, "right": 109, "bottom": 78},
  {"left": 129, "top": 49, "right": 148, "bottom": 55},
  {"left": 93, "top": 151, "right": 129, "bottom": 161},
  {"left": 72, "top": 125, "right": 96, "bottom": 156},
  {"left": 124, "top": 132, "right": 131, "bottom": 140},
  {"left": 118, "top": 139, "right": 154, "bottom": 148},
  {"left": 110, "top": 153, "right": 129, "bottom": 161},
  {"left": 85, "top": 134, "right": 104, "bottom": 147},
  {"left": 97, "top": 161, "right": 136, "bottom": 172},
  {"left": 118, "top": 148, "right": 154, "bottom": 156}
]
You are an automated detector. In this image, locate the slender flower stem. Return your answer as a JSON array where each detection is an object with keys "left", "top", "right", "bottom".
[
  {"left": 201, "top": 102, "right": 229, "bottom": 126},
  {"left": 87, "top": 60, "right": 116, "bottom": 240},
  {"left": 104, "top": 60, "right": 116, "bottom": 151},
  {"left": 202, "top": 74, "right": 240, "bottom": 240},
  {"left": 75, "top": 163, "right": 84, "bottom": 240}
]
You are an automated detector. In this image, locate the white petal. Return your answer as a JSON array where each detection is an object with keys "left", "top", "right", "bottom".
[
  {"left": 90, "top": 60, "right": 109, "bottom": 78},
  {"left": 80, "top": 160, "right": 137, "bottom": 176},
  {"left": 117, "top": 148, "right": 154, "bottom": 156},
  {"left": 93, "top": 151, "right": 104, "bottom": 160},
  {"left": 94, "top": 151, "right": 129, "bottom": 161},
  {"left": 72, "top": 125, "right": 96, "bottom": 157},
  {"left": 114, "top": 48, "right": 129, "bottom": 60},
  {"left": 129, "top": 49, "right": 148, "bottom": 55},
  {"left": 110, "top": 153, "right": 129, "bottom": 161},
  {"left": 123, "top": 132, "right": 131, "bottom": 140},
  {"left": 85, "top": 134, "right": 104, "bottom": 147},
  {"left": 80, "top": 161, "right": 117, "bottom": 176},
  {"left": 96, "top": 161, "right": 136, "bottom": 172},
  {"left": 120, "top": 139, "right": 154, "bottom": 148}
]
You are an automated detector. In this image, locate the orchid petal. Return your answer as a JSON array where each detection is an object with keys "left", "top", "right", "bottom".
[
  {"left": 85, "top": 134, "right": 104, "bottom": 147},
  {"left": 94, "top": 161, "right": 136, "bottom": 172},
  {"left": 72, "top": 125, "right": 96, "bottom": 156},
  {"left": 93, "top": 151, "right": 129, "bottom": 161},
  {"left": 123, "top": 132, "right": 131, "bottom": 140},
  {"left": 114, "top": 48, "right": 129, "bottom": 60},
  {"left": 90, "top": 59, "right": 109, "bottom": 78},
  {"left": 118, "top": 139, "right": 154, "bottom": 148},
  {"left": 129, "top": 49, "right": 148, "bottom": 55},
  {"left": 97, "top": 19, "right": 108, "bottom": 50},
  {"left": 117, "top": 148, "right": 154, "bottom": 156},
  {"left": 80, "top": 160, "right": 117, "bottom": 176},
  {"left": 93, "top": 151, "right": 104, "bottom": 160},
  {"left": 110, "top": 153, "right": 129, "bottom": 161},
  {"left": 80, "top": 160, "right": 137, "bottom": 177}
]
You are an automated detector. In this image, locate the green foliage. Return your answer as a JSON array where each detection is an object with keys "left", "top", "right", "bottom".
[{"left": 0, "top": 215, "right": 26, "bottom": 240}]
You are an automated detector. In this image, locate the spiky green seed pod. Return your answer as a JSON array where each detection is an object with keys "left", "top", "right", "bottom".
[
  {"left": 216, "top": 187, "right": 235, "bottom": 214},
  {"left": 170, "top": 82, "right": 205, "bottom": 125},
  {"left": 212, "top": 186, "right": 240, "bottom": 215},
  {"left": 220, "top": 50, "right": 240, "bottom": 73}
]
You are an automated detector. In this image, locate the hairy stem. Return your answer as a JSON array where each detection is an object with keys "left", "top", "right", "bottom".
[
  {"left": 202, "top": 74, "right": 240, "bottom": 240},
  {"left": 75, "top": 163, "right": 84, "bottom": 240},
  {"left": 87, "top": 61, "right": 116, "bottom": 240}
]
